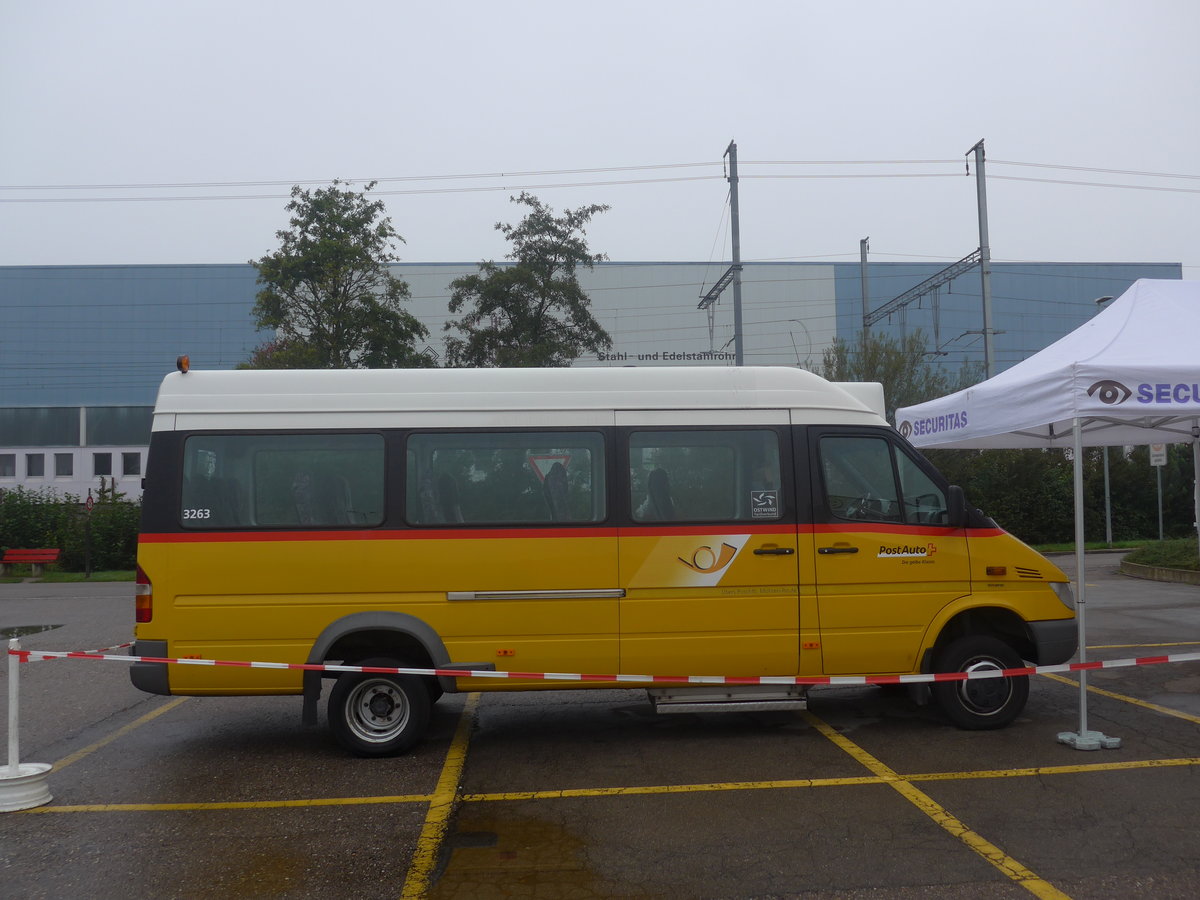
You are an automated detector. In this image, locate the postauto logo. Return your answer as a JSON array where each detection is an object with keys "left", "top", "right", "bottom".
[
  {"left": 897, "top": 410, "right": 967, "bottom": 440},
  {"left": 1087, "top": 379, "right": 1200, "bottom": 406}
]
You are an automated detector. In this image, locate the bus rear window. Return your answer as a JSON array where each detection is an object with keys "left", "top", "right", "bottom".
[{"left": 181, "top": 433, "right": 384, "bottom": 528}]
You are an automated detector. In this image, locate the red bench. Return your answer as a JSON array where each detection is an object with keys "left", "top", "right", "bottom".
[{"left": 0, "top": 549, "right": 61, "bottom": 577}]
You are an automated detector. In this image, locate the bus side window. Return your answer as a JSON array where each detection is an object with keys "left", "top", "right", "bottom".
[
  {"left": 182, "top": 434, "right": 383, "bottom": 529},
  {"left": 406, "top": 431, "right": 606, "bottom": 526},
  {"left": 629, "top": 430, "right": 781, "bottom": 523}
]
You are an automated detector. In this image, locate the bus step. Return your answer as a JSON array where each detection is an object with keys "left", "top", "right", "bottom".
[{"left": 648, "top": 685, "right": 808, "bottom": 714}]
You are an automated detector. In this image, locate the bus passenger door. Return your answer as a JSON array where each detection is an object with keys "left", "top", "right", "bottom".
[
  {"left": 617, "top": 424, "right": 799, "bottom": 678},
  {"left": 808, "top": 428, "right": 970, "bottom": 675}
]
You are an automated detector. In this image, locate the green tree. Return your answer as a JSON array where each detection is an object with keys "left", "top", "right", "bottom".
[
  {"left": 237, "top": 338, "right": 323, "bottom": 370},
  {"left": 928, "top": 448, "right": 1075, "bottom": 544},
  {"left": 820, "top": 329, "right": 979, "bottom": 421},
  {"left": 443, "top": 192, "right": 613, "bottom": 367},
  {"left": 246, "top": 180, "right": 430, "bottom": 369}
]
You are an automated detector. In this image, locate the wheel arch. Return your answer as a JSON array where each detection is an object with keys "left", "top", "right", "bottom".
[
  {"left": 301, "top": 612, "right": 452, "bottom": 725},
  {"left": 921, "top": 604, "right": 1035, "bottom": 673}
]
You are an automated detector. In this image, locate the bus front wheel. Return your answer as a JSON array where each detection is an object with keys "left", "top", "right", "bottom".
[
  {"left": 328, "top": 657, "right": 431, "bottom": 757},
  {"left": 931, "top": 635, "right": 1028, "bottom": 730}
]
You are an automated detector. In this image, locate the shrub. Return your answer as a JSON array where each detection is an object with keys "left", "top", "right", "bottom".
[
  {"left": 0, "top": 482, "right": 140, "bottom": 572},
  {"left": 1125, "top": 538, "right": 1200, "bottom": 572}
]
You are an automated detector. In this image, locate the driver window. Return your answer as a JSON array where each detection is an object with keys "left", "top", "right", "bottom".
[
  {"left": 896, "top": 452, "right": 949, "bottom": 525},
  {"left": 819, "top": 436, "right": 901, "bottom": 523}
]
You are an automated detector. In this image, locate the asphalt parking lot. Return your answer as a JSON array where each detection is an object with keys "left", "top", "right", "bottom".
[{"left": 2, "top": 552, "right": 1199, "bottom": 899}]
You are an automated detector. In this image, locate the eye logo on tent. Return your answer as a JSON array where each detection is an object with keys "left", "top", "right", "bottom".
[
  {"left": 1087, "top": 379, "right": 1132, "bottom": 405},
  {"left": 897, "top": 420, "right": 912, "bottom": 439}
]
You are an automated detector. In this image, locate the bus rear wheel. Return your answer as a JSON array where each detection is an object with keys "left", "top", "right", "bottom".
[
  {"left": 328, "top": 657, "right": 431, "bottom": 757},
  {"left": 931, "top": 635, "right": 1028, "bottom": 730}
]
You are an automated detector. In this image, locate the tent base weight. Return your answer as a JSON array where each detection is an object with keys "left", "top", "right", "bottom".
[{"left": 1057, "top": 730, "right": 1122, "bottom": 751}]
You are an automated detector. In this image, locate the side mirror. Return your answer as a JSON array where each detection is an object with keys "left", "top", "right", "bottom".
[{"left": 947, "top": 485, "right": 967, "bottom": 528}]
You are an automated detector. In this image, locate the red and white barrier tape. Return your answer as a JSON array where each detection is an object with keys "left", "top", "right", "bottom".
[
  {"left": 18, "top": 641, "right": 133, "bottom": 661},
  {"left": 8, "top": 647, "right": 1200, "bottom": 685}
]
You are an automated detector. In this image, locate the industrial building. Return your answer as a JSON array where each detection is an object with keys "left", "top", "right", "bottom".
[{"left": 0, "top": 260, "right": 1180, "bottom": 498}]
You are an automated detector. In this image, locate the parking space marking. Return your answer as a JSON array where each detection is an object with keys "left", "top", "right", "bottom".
[
  {"left": 14, "top": 675, "right": 1200, "bottom": 900},
  {"left": 910, "top": 756, "right": 1200, "bottom": 782},
  {"left": 803, "top": 711, "right": 1069, "bottom": 900},
  {"left": 463, "top": 775, "right": 883, "bottom": 803},
  {"left": 29, "top": 754, "right": 1200, "bottom": 815},
  {"left": 23, "top": 794, "right": 432, "bottom": 813},
  {"left": 400, "top": 692, "right": 480, "bottom": 900},
  {"left": 51, "top": 696, "right": 189, "bottom": 773},
  {"left": 1041, "top": 672, "right": 1200, "bottom": 725}
]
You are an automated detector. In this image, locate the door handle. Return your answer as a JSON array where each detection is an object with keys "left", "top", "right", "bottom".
[
  {"left": 753, "top": 547, "right": 795, "bottom": 556},
  {"left": 818, "top": 546, "right": 859, "bottom": 554}
]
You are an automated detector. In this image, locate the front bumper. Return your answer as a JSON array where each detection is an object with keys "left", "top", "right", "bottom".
[{"left": 1029, "top": 619, "right": 1078, "bottom": 665}]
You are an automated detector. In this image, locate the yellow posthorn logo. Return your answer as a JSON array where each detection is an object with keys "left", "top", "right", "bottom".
[{"left": 679, "top": 542, "right": 738, "bottom": 573}]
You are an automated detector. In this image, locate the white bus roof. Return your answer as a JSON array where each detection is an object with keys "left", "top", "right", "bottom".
[{"left": 152, "top": 366, "right": 887, "bottom": 431}]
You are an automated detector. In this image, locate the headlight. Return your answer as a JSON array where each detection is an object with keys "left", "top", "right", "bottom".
[{"left": 1050, "top": 581, "right": 1075, "bottom": 610}]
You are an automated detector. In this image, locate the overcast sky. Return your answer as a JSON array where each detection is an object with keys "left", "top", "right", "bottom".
[{"left": 2, "top": 0, "right": 1196, "bottom": 276}]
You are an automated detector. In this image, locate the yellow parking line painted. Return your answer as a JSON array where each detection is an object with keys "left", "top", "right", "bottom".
[
  {"left": 464, "top": 775, "right": 882, "bottom": 803},
  {"left": 910, "top": 757, "right": 1200, "bottom": 782},
  {"left": 52, "top": 696, "right": 189, "bottom": 772},
  {"left": 19, "top": 680, "right": 1200, "bottom": 846},
  {"left": 29, "top": 756, "right": 1200, "bottom": 815},
  {"left": 22, "top": 794, "right": 432, "bottom": 813},
  {"left": 400, "top": 692, "right": 480, "bottom": 900},
  {"left": 1041, "top": 672, "right": 1200, "bottom": 726},
  {"left": 804, "top": 711, "right": 1069, "bottom": 900}
]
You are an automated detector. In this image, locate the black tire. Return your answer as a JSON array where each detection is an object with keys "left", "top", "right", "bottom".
[
  {"left": 425, "top": 678, "right": 444, "bottom": 704},
  {"left": 328, "top": 657, "right": 431, "bottom": 757},
  {"left": 931, "top": 635, "right": 1028, "bottom": 730}
]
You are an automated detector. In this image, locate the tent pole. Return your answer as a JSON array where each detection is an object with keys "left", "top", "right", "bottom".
[
  {"left": 1193, "top": 421, "right": 1200, "bottom": 562},
  {"left": 1072, "top": 422, "right": 1089, "bottom": 735},
  {"left": 1058, "top": 418, "right": 1120, "bottom": 750}
]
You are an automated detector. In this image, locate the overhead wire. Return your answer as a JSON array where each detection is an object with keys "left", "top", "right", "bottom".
[
  {"left": 0, "top": 159, "right": 966, "bottom": 192},
  {"left": 990, "top": 175, "right": 1200, "bottom": 194},
  {"left": 2, "top": 152, "right": 1193, "bottom": 387},
  {"left": 8, "top": 156, "right": 1196, "bottom": 193},
  {"left": 3, "top": 155, "right": 1196, "bottom": 198}
]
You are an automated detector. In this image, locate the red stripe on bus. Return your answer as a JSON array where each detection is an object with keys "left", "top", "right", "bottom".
[
  {"left": 139, "top": 523, "right": 796, "bottom": 544},
  {"left": 810, "top": 523, "right": 1002, "bottom": 538},
  {"left": 139, "top": 523, "right": 1002, "bottom": 544},
  {"left": 140, "top": 527, "right": 622, "bottom": 543}
]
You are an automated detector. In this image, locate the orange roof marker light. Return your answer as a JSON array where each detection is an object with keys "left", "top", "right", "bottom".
[{"left": 176, "top": 355, "right": 190, "bottom": 374}]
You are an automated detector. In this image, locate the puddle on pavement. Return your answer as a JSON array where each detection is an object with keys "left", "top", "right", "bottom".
[
  {"left": 0, "top": 624, "right": 64, "bottom": 640},
  {"left": 429, "top": 813, "right": 611, "bottom": 900}
]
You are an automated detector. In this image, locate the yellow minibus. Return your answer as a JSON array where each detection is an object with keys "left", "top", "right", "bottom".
[{"left": 131, "top": 365, "right": 1076, "bottom": 756}]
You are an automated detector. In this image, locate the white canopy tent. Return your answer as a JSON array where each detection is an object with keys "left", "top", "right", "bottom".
[{"left": 896, "top": 279, "right": 1200, "bottom": 749}]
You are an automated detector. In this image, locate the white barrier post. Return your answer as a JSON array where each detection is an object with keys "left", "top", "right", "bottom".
[{"left": 1, "top": 639, "right": 52, "bottom": 811}]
